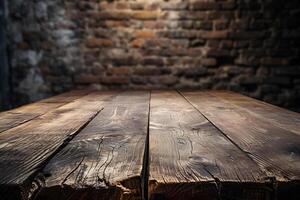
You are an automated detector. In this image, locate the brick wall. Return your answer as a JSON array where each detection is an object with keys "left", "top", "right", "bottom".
[{"left": 6, "top": 0, "right": 300, "bottom": 111}]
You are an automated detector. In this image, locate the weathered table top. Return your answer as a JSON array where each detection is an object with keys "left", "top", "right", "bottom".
[{"left": 0, "top": 90, "right": 299, "bottom": 200}]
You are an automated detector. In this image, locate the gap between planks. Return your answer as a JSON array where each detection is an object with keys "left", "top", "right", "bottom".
[
  {"left": 148, "top": 90, "right": 273, "bottom": 200},
  {"left": 34, "top": 91, "right": 150, "bottom": 200},
  {"left": 177, "top": 90, "right": 261, "bottom": 178},
  {"left": 209, "top": 91, "right": 300, "bottom": 136},
  {"left": 141, "top": 90, "right": 151, "bottom": 200},
  {"left": 0, "top": 91, "right": 119, "bottom": 200},
  {"left": 177, "top": 90, "right": 275, "bottom": 198},
  {"left": 0, "top": 90, "right": 92, "bottom": 134},
  {"left": 179, "top": 90, "right": 300, "bottom": 199},
  {"left": 29, "top": 108, "right": 104, "bottom": 199},
  {"left": 1, "top": 90, "right": 299, "bottom": 200}
]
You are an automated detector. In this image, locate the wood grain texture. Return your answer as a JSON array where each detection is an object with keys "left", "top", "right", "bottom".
[
  {"left": 39, "top": 90, "right": 91, "bottom": 103},
  {"left": 181, "top": 90, "right": 300, "bottom": 199},
  {"left": 0, "top": 90, "right": 90, "bottom": 133},
  {"left": 0, "top": 103, "right": 63, "bottom": 133},
  {"left": 0, "top": 89, "right": 299, "bottom": 200},
  {"left": 149, "top": 91, "right": 270, "bottom": 200},
  {"left": 0, "top": 91, "right": 116, "bottom": 200},
  {"left": 210, "top": 91, "right": 300, "bottom": 136},
  {"left": 35, "top": 91, "right": 150, "bottom": 200}
]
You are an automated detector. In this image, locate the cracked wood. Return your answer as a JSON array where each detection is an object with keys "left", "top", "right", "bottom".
[
  {"left": 181, "top": 90, "right": 300, "bottom": 199},
  {"left": 0, "top": 90, "right": 299, "bottom": 200},
  {"left": 35, "top": 91, "right": 150, "bottom": 200},
  {"left": 0, "top": 91, "right": 116, "bottom": 200},
  {"left": 148, "top": 91, "right": 270, "bottom": 200}
]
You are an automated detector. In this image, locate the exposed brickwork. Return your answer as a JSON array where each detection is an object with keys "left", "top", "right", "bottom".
[{"left": 6, "top": 0, "right": 300, "bottom": 111}]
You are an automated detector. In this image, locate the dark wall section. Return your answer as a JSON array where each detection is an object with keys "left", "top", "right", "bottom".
[
  {"left": 0, "top": 0, "right": 10, "bottom": 110},
  {"left": 5, "top": 0, "right": 300, "bottom": 111}
]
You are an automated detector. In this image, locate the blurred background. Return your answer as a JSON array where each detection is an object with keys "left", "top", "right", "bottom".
[{"left": 1, "top": 0, "right": 300, "bottom": 112}]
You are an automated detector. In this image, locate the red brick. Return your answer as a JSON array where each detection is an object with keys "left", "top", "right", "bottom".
[
  {"left": 100, "top": 76, "right": 129, "bottom": 84},
  {"left": 115, "top": 2, "right": 129, "bottom": 9},
  {"left": 107, "top": 67, "right": 131, "bottom": 75},
  {"left": 86, "top": 38, "right": 113, "bottom": 48},
  {"left": 92, "top": 64, "right": 105, "bottom": 74},
  {"left": 142, "top": 57, "right": 165, "bottom": 66},
  {"left": 132, "top": 11, "right": 160, "bottom": 20},
  {"left": 150, "top": 75, "right": 178, "bottom": 85},
  {"left": 144, "top": 20, "right": 165, "bottom": 29},
  {"left": 145, "top": 3, "right": 160, "bottom": 11},
  {"left": 158, "top": 30, "right": 198, "bottom": 39},
  {"left": 92, "top": 11, "right": 131, "bottom": 20},
  {"left": 134, "top": 30, "right": 155, "bottom": 38},
  {"left": 130, "top": 39, "right": 145, "bottom": 48},
  {"left": 133, "top": 67, "right": 162, "bottom": 76},
  {"left": 74, "top": 74, "right": 101, "bottom": 84},
  {"left": 161, "top": 2, "right": 188, "bottom": 10},
  {"left": 202, "top": 58, "right": 217, "bottom": 67},
  {"left": 104, "top": 20, "right": 130, "bottom": 27},
  {"left": 99, "top": 2, "right": 114, "bottom": 10},
  {"left": 201, "top": 30, "right": 228, "bottom": 39},
  {"left": 130, "top": 2, "right": 144, "bottom": 10},
  {"left": 189, "top": 2, "right": 220, "bottom": 10}
]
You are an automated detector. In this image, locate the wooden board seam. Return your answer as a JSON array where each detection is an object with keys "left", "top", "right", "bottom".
[
  {"left": 0, "top": 102, "right": 70, "bottom": 134},
  {"left": 33, "top": 91, "right": 149, "bottom": 200},
  {"left": 177, "top": 90, "right": 275, "bottom": 184},
  {"left": 224, "top": 91, "right": 299, "bottom": 115},
  {"left": 202, "top": 92, "right": 300, "bottom": 181},
  {"left": 0, "top": 91, "right": 93, "bottom": 134},
  {"left": 142, "top": 90, "right": 151, "bottom": 200},
  {"left": 178, "top": 90, "right": 300, "bottom": 199},
  {"left": 29, "top": 108, "right": 104, "bottom": 199},
  {"left": 209, "top": 91, "right": 300, "bottom": 137}
]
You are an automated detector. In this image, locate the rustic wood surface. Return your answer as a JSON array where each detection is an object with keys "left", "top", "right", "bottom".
[
  {"left": 0, "top": 91, "right": 115, "bottom": 199},
  {"left": 210, "top": 91, "right": 300, "bottom": 136},
  {"left": 36, "top": 91, "right": 150, "bottom": 200},
  {"left": 0, "top": 90, "right": 91, "bottom": 133},
  {"left": 39, "top": 90, "right": 91, "bottom": 103},
  {"left": 181, "top": 90, "right": 300, "bottom": 199},
  {"left": 0, "top": 90, "right": 299, "bottom": 200},
  {"left": 181, "top": 91, "right": 300, "bottom": 180},
  {"left": 149, "top": 91, "right": 271, "bottom": 200}
]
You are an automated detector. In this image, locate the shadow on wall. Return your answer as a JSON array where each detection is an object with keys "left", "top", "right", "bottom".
[{"left": 5, "top": 0, "right": 300, "bottom": 112}]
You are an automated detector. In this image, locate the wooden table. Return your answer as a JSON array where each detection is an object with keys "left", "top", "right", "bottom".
[{"left": 0, "top": 90, "right": 299, "bottom": 200}]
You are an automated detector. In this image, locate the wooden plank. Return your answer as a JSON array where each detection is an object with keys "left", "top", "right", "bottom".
[
  {"left": 0, "top": 91, "right": 117, "bottom": 200},
  {"left": 35, "top": 91, "right": 150, "bottom": 200},
  {"left": 39, "top": 90, "right": 91, "bottom": 103},
  {"left": 0, "top": 103, "right": 64, "bottom": 133},
  {"left": 0, "top": 90, "right": 90, "bottom": 133},
  {"left": 148, "top": 91, "right": 270, "bottom": 200},
  {"left": 211, "top": 91, "right": 300, "bottom": 136},
  {"left": 181, "top": 90, "right": 300, "bottom": 199}
]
